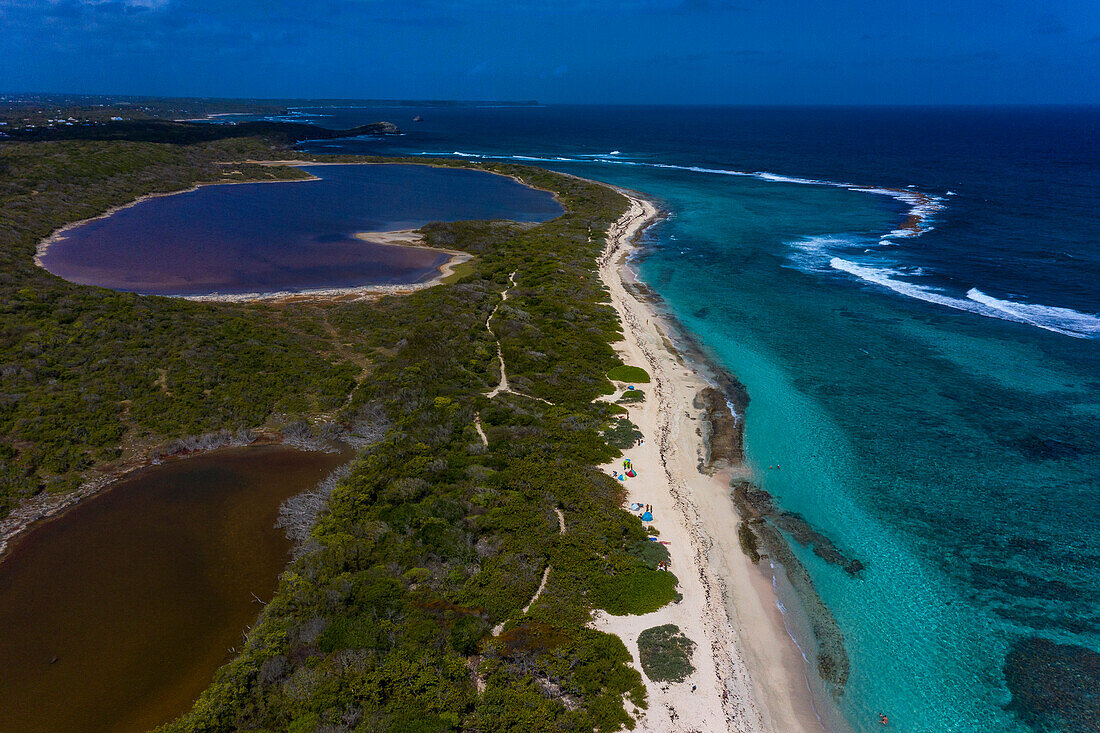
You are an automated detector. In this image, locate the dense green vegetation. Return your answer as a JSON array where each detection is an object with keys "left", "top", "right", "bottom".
[
  {"left": 163, "top": 160, "right": 680, "bottom": 732},
  {"left": 0, "top": 134, "right": 681, "bottom": 729},
  {"left": 603, "top": 417, "right": 644, "bottom": 451},
  {"left": 606, "top": 365, "right": 650, "bottom": 384},
  {"left": 637, "top": 625, "right": 697, "bottom": 683},
  {"left": 0, "top": 139, "right": 357, "bottom": 512}
]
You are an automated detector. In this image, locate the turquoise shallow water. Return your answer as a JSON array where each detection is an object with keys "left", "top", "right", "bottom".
[
  {"left": 283, "top": 105, "right": 1099, "bottom": 732},
  {"left": 588, "top": 164, "right": 1099, "bottom": 732}
]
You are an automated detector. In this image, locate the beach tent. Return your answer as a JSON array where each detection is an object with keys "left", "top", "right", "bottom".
[
  {"left": 625, "top": 469, "right": 637, "bottom": 478},
  {"left": 629, "top": 502, "right": 643, "bottom": 512},
  {"left": 641, "top": 511, "right": 653, "bottom": 522}
]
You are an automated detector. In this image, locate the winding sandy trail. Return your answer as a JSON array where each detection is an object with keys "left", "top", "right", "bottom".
[
  {"left": 484, "top": 271, "right": 552, "bottom": 405},
  {"left": 491, "top": 507, "right": 568, "bottom": 636},
  {"left": 485, "top": 272, "right": 515, "bottom": 398},
  {"left": 473, "top": 413, "right": 489, "bottom": 446},
  {"left": 595, "top": 192, "right": 822, "bottom": 732}
]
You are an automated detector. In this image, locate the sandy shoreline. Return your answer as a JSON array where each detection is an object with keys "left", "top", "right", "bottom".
[
  {"left": 595, "top": 191, "right": 825, "bottom": 731},
  {"left": 179, "top": 231, "right": 472, "bottom": 304}
]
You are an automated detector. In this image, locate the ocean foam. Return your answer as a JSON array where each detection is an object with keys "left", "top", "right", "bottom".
[
  {"left": 830, "top": 258, "right": 1100, "bottom": 338},
  {"left": 787, "top": 235, "right": 869, "bottom": 272},
  {"left": 965, "top": 289, "right": 1100, "bottom": 338},
  {"left": 754, "top": 171, "right": 823, "bottom": 186},
  {"left": 416, "top": 148, "right": 1092, "bottom": 339},
  {"left": 594, "top": 159, "right": 946, "bottom": 237},
  {"left": 411, "top": 149, "right": 1100, "bottom": 339}
]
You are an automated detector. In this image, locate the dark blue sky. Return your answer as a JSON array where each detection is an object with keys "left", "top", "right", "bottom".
[{"left": 4, "top": 0, "right": 1098, "bottom": 104}]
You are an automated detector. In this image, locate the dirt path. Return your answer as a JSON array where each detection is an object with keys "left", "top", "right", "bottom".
[
  {"left": 491, "top": 507, "right": 568, "bottom": 636},
  {"left": 485, "top": 271, "right": 516, "bottom": 399},
  {"left": 484, "top": 271, "right": 552, "bottom": 405},
  {"left": 474, "top": 413, "right": 489, "bottom": 446}
]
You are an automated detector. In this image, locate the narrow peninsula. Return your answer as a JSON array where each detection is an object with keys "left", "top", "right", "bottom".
[{"left": 0, "top": 123, "right": 808, "bottom": 732}]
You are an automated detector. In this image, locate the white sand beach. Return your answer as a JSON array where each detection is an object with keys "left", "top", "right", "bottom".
[{"left": 595, "top": 193, "right": 824, "bottom": 732}]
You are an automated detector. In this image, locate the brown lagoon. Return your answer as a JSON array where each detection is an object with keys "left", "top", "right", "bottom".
[
  {"left": 38, "top": 164, "right": 562, "bottom": 296},
  {"left": 0, "top": 445, "right": 349, "bottom": 732}
]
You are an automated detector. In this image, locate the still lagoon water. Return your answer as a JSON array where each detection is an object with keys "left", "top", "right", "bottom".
[
  {"left": 0, "top": 446, "right": 348, "bottom": 733},
  {"left": 39, "top": 163, "right": 562, "bottom": 297}
]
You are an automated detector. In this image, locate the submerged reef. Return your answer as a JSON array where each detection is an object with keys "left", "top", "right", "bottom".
[
  {"left": 731, "top": 481, "right": 852, "bottom": 690},
  {"left": 1004, "top": 636, "right": 1100, "bottom": 733}
]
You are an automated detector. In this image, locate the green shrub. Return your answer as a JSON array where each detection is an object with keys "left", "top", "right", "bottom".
[
  {"left": 637, "top": 624, "right": 696, "bottom": 683},
  {"left": 628, "top": 538, "right": 670, "bottom": 568},
  {"left": 607, "top": 364, "right": 650, "bottom": 384},
  {"left": 603, "top": 417, "right": 643, "bottom": 449},
  {"left": 591, "top": 566, "right": 678, "bottom": 616},
  {"left": 616, "top": 389, "right": 645, "bottom": 403}
]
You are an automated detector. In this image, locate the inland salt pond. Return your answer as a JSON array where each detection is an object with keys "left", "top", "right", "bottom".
[
  {"left": 0, "top": 445, "right": 349, "bottom": 732},
  {"left": 37, "top": 163, "right": 563, "bottom": 297}
]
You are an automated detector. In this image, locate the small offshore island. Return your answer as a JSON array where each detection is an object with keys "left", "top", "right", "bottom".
[{"left": 0, "top": 118, "right": 814, "bottom": 733}]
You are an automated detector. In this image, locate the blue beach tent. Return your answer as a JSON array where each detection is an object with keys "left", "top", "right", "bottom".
[{"left": 641, "top": 511, "right": 653, "bottom": 522}]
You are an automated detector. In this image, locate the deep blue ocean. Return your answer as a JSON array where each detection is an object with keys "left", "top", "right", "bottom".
[{"left": 220, "top": 105, "right": 1097, "bottom": 731}]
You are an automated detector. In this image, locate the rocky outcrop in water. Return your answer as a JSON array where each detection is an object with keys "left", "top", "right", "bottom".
[
  {"left": 695, "top": 386, "right": 742, "bottom": 469},
  {"left": 733, "top": 481, "right": 864, "bottom": 576},
  {"left": 732, "top": 480, "right": 856, "bottom": 691},
  {"left": 352, "top": 121, "right": 400, "bottom": 136}
]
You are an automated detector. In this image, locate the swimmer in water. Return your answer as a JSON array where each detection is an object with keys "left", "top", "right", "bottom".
[{"left": 879, "top": 713, "right": 888, "bottom": 726}]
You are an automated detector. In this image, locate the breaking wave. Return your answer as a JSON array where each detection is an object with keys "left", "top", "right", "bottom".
[
  {"left": 406, "top": 148, "right": 1099, "bottom": 339},
  {"left": 419, "top": 149, "right": 945, "bottom": 240},
  {"left": 829, "top": 258, "right": 1100, "bottom": 338}
]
